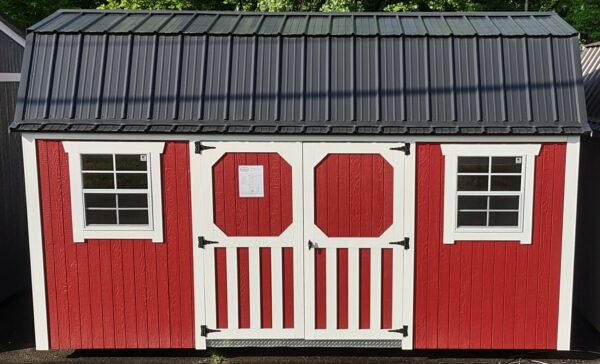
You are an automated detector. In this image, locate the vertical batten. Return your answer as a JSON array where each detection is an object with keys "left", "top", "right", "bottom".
[
  {"left": 271, "top": 247, "right": 283, "bottom": 330},
  {"left": 370, "top": 247, "right": 382, "bottom": 330},
  {"left": 391, "top": 244, "right": 403, "bottom": 330},
  {"left": 326, "top": 247, "right": 337, "bottom": 330},
  {"left": 226, "top": 247, "right": 239, "bottom": 330},
  {"left": 249, "top": 246, "right": 261, "bottom": 329},
  {"left": 204, "top": 246, "right": 218, "bottom": 330}
]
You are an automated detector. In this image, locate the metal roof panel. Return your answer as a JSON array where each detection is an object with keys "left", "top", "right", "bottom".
[
  {"left": 306, "top": 15, "right": 331, "bottom": 35},
  {"left": 422, "top": 16, "right": 452, "bottom": 36},
  {"left": 467, "top": 16, "right": 501, "bottom": 36},
  {"left": 377, "top": 16, "right": 402, "bottom": 36},
  {"left": 331, "top": 16, "right": 353, "bottom": 35},
  {"left": 445, "top": 16, "right": 477, "bottom": 36},
  {"left": 354, "top": 16, "right": 378, "bottom": 35},
  {"left": 400, "top": 17, "right": 428, "bottom": 36}
]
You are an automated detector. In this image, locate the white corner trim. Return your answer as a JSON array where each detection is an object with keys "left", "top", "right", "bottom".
[
  {"left": 0, "top": 73, "right": 20, "bottom": 82},
  {"left": 21, "top": 135, "right": 49, "bottom": 350},
  {"left": 0, "top": 20, "right": 25, "bottom": 47},
  {"left": 62, "top": 141, "right": 165, "bottom": 243},
  {"left": 440, "top": 144, "right": 541, "bottom": 244},
  {"left": 557, "top": 136, "right": 580, "bottom": 350}
]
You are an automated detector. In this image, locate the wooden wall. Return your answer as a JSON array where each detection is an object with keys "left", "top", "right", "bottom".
[
  {"left": 0, "top": 81, "right": 28, "bottom": 303},
  {"left": 414, "top": 143, "right": 566, "bottom": 350},
  {"left": 37, "top": 140, "right": 194, "bottom": 349}
]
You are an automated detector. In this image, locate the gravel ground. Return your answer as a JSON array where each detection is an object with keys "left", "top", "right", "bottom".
[{"left": 2, "top": 289, "right": 600, "bottom": 363}]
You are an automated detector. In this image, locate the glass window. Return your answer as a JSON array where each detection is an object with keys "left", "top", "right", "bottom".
[
  {"left": 81, "top": 153, "right": 150, "bottom": 226},
  {"left": 456, "top": 156, "right": 523, "bottom": 228}
]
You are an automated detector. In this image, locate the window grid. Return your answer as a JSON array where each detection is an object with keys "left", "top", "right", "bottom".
[
  {"left": 81, "top": 153, "right": 151, "bottom": 226},
  {"left": 456, "top": 156, "right": 523, "bottom": 228}
]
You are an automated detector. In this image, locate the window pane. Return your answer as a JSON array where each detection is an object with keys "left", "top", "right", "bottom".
[
  {"left": 116, "top": 173, "right": 148, "bottom": 189},
  {"left": 457, "top": 211, "right": 487, "bottom": 227},
  {"left": 116, "top": 155, "right": 147, "bottom": 171},
  {"left": 119, "top": 210, "right": 149, "bottom": 225},
  {"left": 492, "top": 157, "right": 522, "bottom": 173},
  {"left": 489, "top": 196, "right": 519, "bottom": 210},
  {"left": 84, "top": 193, "right": 116, "bottom": 208},
  {"left": 85, "top": 209, "right": 117, "bottom": 225},
  {"left": 83, "top": 173, "right": 114, "bottom": 189},
  {"left": 118, "top": 194, "right": 148, "bottom": 208},
  {"left": 489, "top": 211, "right": 519, "bottom": 226},
  {"left": 457, "top": 175, "right": 488, "bottom": 191},
  {"left": 491, "top": 175, "right": 521, "bottom": 191},
  {"left": 458, "top": 196, "right": 487, "bottom": 210},
  {"left": 82, "top": 154, "right": 113, "bottom": 171},
  {"left": 457, "top": 157, "right": 489, "bottom": 173}
]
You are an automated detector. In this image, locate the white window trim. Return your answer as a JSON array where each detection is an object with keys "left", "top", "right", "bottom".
[
  {"left": 63, "top": 141, "right": 165, "bottom": 243},
  {"left": 441, "top": 144, "right": 541, "bottom": 245}
]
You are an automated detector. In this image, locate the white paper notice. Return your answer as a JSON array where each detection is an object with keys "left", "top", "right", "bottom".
[{"left": 238, "top": 165, "right": 264, "bottom": 197}]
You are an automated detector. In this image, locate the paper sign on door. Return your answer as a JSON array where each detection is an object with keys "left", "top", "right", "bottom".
[{"left": 238, "top": 165, "right": 264, "bottom": 197}]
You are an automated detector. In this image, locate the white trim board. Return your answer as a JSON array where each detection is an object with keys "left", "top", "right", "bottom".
[
  {"left": 440, "top": 144, "right": 541, "bottom": 244},
  {"left": 21, "top": 135, "right": 49, "bottom": 350},
  {"left": 557, "top": 136, "right": 581, "bottom": 350},
  {"left": 0, "top": 20, "right": 25, "bottom": 47},
  {"left": 62, "top": 141, "right": 165, "bottom": 243},
  {"left": 0, "top": 73, "right": 20, "bottom": 82}
]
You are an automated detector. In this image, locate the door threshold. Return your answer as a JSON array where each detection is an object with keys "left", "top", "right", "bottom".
[{"left": 206, "top": 339, "right": 403, "bottom": 348}]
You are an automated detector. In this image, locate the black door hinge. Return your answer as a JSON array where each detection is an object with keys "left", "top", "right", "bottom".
[
  {"left": 390, "top": 237, "right": 410, "bottom": 250},
  {"left": 390, "top": 143, "right": 410, "bottom": 155},
  {"left": 201, "top": 325, "right": 221, "bottom": 337},
  {"left": 195, "top": 141, "right": 216, "bottom": 154},
  {"left": 308, "top": 240, "right": 318, "bottom": 250},
  {"left": 198, "top": 236, "right": 219, "bottom": 249},
  {"left": 389, "top": 325, "right": 409, "bottom": 337}
]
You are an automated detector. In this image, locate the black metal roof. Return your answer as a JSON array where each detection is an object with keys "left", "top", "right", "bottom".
[
  {"left": 11, "top": 10, "right": 588, "bottom": 135},
  {"left": 582, "top": 42, "right": 600, "bottom": 131}
]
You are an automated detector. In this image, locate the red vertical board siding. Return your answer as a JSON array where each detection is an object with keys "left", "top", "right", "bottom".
[
  {"left": 359, "top": 248, "right": 371, "bottom": 329},
  {"left": 315, "top": 248, "right": 327, "bottom": 329},
  {"left": 381, "top": 248, "right": 393, "bottom": 329},
  {"left": 260, "top": 247, "right": 273, "bottom": 329},
  {"left": 315, "top": 154, "right": 393, "bottom": 238},
  {"left": 38, "top": 140, "right": 195, "bottom": 349},
  {"left": 414, "top": 143, "right": 566, "bottom": 350},
  {"left": 337, "top": 248, "right": 349, "bottom": 330},
  {"left": 237, "top": 247, "right": 250, "bottom": 329},
  {"left": 212, "top": 153, "right": 293, "bottom": 237},
  {"left": 215, "top": 247, "right": 228, "bottom": 329},
  {"left": 282, "top": 247, "right": 294, "bottom": 329}
]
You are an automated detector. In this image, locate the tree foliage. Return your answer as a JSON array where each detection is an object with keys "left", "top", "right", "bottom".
[{"left": 1, "top": 0, "right": 599, "bottom": 43}]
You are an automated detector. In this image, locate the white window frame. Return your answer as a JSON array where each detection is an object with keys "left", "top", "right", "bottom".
[
  {"left": 63, "top": 141, "right": 165, "bottom": 243},
  {"left": 441, "top": 144, "right": 541, "bottom": 245}
]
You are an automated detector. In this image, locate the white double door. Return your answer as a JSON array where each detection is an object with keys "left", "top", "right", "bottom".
[{"left": 190, "top": 141, "right": 414, "bottom": 348}]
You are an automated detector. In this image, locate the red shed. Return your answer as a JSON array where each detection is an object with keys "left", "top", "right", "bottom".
[{"left": 13, "top": 10, "right": 588, "bottom": 351}]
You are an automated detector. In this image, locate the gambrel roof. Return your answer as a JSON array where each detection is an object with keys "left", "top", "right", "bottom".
[{"left": 11, "top": 10, "right": 588, "bottom": 135}]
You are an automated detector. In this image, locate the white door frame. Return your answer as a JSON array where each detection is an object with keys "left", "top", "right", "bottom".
[
  {"left": 302, "top": 142, "right": 415, "bottom": 347},
  {"left": 190, "top": 141, "right": 305, "bottom": 343}
]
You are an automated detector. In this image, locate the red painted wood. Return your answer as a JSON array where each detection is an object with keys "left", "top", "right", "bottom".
[
  {"left": 282, "top": 247, "right": 294, "bottom": 329},
  {"left": 337, "top": 248, "right": 348, "bottom": 329},
  {"left": 381, "top": 248, "right": 393, "bottom": 329},
  {"left": 315, "top": 248, "right": 327, "bottom": 329},
  {"left": 38, "top": 141, "right": 195, "bottom": 349},
  {"left": 260, "top": 247, "right": 273, "bottom": 329},
  {"left": 359, "top": 248, "right": 371, "bottom": 329},
  {"left": 315, "top": 154, "right": 393, "bottom": 238},
  {"left": 414, "top": 143, "right": 566, "bottom": 350},
  {"left": 215, "top": 247, "right": 228, "bottom": 329},
  {"left": 212, "top": 153, "right": 292, "bottom": 237},
  {"left": 238, "top": 247, "right": 250, "bottom": 329}
]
